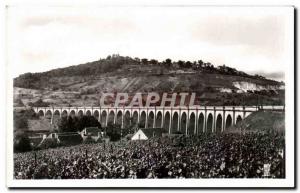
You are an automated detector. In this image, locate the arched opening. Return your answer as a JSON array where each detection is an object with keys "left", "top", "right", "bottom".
[
  {"left": 38, "top": 110, "right": 44, "bottom": 117},
  {"left": 198, "top": 113, "right": 204, "bottom": 134},
  {"left": 107, "top": 111, "right": 115, "bottom": 125},
  {"left": 225, "top": 115, "right": 232, "bottom": 130},
  {"left": 116, "top": 111, "right": 123, "bottom": 127},
  {"left": 45, "top": 110, "right": 52, "bottom": 120},
  {"left": 189, "top": 113, "right": 196, "bottom": 135},
  {"left": 93, "top": 110, "right": 99, "bottom": 120},
  {"left": 155, "top": 112, "right": 162, "bottom": 128},
  {"left": 163, "top": 112, "right": 171, "bottom": 132},
  {"left": 123, "top": 111, "right": 131, "bottom": 128},
  {"left": 139, "top": 111, "right": 146, "bottom": 128},
  {"left": 61, "top": 110, "right": 68, "bottom": 118},
  {"left": 101, "top": 111, "right": 107, "bottom": 127},
  {"left": 207, "top": 114, "right": 213, "bottom": 133},
  {"left": 148, "top": 111, "right": 155, "bottom": 128},
  {"left": 132, "top": 111, "right": 139, "bottom": 129},
  {"left": 86, "top": 110, "right": 92, "bottom": 116},
  {"left": 52, "top": 110, "right": 61, "bottom": 127},
  {"left": 78, "top": 110, "right": 84, "bottom": 117},
  {"left": 121, "top": 111, "right": 131, "bottom": 136},
  {"left": 216, "top": 114, "right": 222, "bottom": 133},
  {"left": 69, "top": 110, "right": 75, "bottom": 118},
  {"left": 236, "top": 115, "right": 242, "bottom": 124},
  {"left": 53, "top": 110, "right": 60, "bottom": 117},
  {"left": 181, "top": 112, "right": 187, "bottom": 134},
  {"left": 123, "top": 111, "right": 132, "bottom": 135},
  {"left": 172, "top": 112, "right": 179, "bottom": 133}
]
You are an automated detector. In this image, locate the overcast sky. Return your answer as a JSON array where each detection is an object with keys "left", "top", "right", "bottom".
[{"left": 7, "top": 6, "right": 293, "bottom": 81}]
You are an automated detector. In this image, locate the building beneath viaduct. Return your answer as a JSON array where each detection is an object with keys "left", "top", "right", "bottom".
[{"left": 33, "top": 106, "right": 284, "bottom": 135}]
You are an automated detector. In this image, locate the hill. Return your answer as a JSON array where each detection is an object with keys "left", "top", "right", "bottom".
[
  {"left": 13, "top": 55, "right": 285, "bottom": 107},
  {"left": 233, "top": 111, "right": 285, "bottom": 133}
]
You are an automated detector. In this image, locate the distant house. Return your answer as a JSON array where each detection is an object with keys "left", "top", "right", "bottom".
[
  {"left": 80, "top": 127, "right": 103, "bottom": 142},
  {"left": 81, "top": 127, "right": 102, "bottom": 136},
  {"left": 35, "top": 132, "right": 82, "bottom": 149},
  {"left": 131, "top": 128, "right": 166, "bottom": 141}
]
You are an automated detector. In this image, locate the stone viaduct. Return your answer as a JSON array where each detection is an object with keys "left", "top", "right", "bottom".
[{"left": 33, "top": 105, "right": 284, "bottom": 135}]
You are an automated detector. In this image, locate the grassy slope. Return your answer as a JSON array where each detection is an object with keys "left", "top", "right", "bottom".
[{"left": 236, "top": 111, "right": 285, "bottom": 133}]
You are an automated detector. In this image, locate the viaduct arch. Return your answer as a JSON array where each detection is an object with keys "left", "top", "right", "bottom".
[{"left": 33, "top": 105, "right": 284, "bottom": 135}]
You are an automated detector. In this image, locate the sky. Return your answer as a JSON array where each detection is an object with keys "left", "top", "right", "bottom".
[{"left": 6, "top": 6, "right": 293, "bottom": 81}]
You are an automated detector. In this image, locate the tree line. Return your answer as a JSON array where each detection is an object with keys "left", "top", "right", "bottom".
[{"left": 58, "top": 115, "right": 101, "bottom": 133}]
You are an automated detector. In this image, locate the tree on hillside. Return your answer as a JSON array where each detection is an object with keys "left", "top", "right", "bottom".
[
  {"left": 198, "top": 60, "right": 204, "bottom": 67},
  {"left": 178, "top": 60, "right": 185, "bottom": 68},
  {"left": 13, "top": 72, "right": 42, "bottom": 89},
  {"left": 165, "top": 58, "right": 172, "bottom": 66},
  {"left": 185, "top": 61, "right": 192, "bottom": 68},
  {"left": 161, "top": 58, "right": 172, "bottom": 68},
  {"left": 150, "top": 59, "right": 158, "bottom": 65},
  {"left": 141, "top": 58, "right": 148, "bottom": 65}
]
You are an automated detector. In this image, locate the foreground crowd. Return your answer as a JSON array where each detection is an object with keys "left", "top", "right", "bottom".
[{"left": 14, "top": 132, "right": 285, "bottom": 179}]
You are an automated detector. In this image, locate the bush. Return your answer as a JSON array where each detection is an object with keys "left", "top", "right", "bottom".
[
  {"left": 14, "top": 135, "right": 32, "bottom": 153},
  {"left": 106, "top": 123, "right": 121, "bottom": 141},
  {"left": 58, "top": 134, "right": 83, "bottom": 146},
  {"left": 39, "top": 138, "right": 59, "bottom": 149},
  {"left": 108, "top": 133, "right": 121, "bottom": 142}
]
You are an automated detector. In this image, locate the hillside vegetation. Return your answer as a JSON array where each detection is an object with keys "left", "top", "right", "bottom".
[
  {"left": 233, "top": 111, "right": 285, "bottom": 133},
  {"left": 13, "top": 54, "right": 285, "bottom": 107}
]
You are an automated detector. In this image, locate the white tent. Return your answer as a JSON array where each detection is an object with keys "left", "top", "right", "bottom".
[
  {"left": 131, "top": 128, "right": 166, "bottom": 141},
  {"left": 131, "top": 129, "right": 149, "bottom": 140}
]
